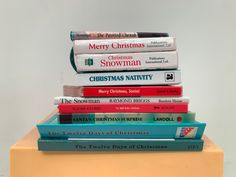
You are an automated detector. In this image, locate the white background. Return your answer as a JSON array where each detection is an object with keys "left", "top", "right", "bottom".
[{"left": 0, "top": 0, "right": 236, "bottom": 176}]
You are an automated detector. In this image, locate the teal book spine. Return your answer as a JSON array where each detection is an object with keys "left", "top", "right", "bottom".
[
  {"left": 59, "top": 112, "right": 195, "bottom": 124},
  {"left": 38, "top": 138, "right": 204, "bottom": 151},
  {"left": 37, "top": 114, "right": 206, "bottom": 139}
]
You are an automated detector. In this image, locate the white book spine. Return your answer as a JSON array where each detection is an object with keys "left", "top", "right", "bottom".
[
  {"left": 73, "top": 37, "right": 176, "bottom": 54},
  {"left": 76, "top": 70, "right": 181, "bottom": 86},
  {"left": 74, "top": 51, "right": 178, "bottom": 72},
  {"left": 54, "top": 96, "right": 189, "bottom": 105}
]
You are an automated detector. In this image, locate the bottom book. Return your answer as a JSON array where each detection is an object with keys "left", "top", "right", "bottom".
[{"left": 38, "top": 138, "right": 204, "bottom": 151}]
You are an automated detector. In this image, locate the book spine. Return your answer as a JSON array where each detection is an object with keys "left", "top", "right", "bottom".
[
  {"left": 83, "top": 85, "right": 182, "bottom": 97},
  {"left": 37, "top": 115, "right": 206, "bottom": 139},
  {"left": 38, "top": 138, "right": 204, "bottom": 151},
  {"left": 58, "top": 103, "right": 188, "bottom": 113},
  {"left": 73, "top": 37, "right": 176, "bottom": 54},
  {"left": 70, "top": 31, "right": 169, "bottom": 40},
  {"left": 54, "top": 96, "right": 189, "bottom": 105},
  {"left": 62, "top": 85, "right": 182, "bottom": 97},
  {"left": 73, "top": 51, "right": 178, "bottom": 72},
  {"left": 75, "top": 70, "right": 181, "bottom": 86},
  {"left": 58, "top": 112, "right": 195, "bottom": 124}
]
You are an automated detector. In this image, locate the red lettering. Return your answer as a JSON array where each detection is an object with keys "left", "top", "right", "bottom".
[{"left": 89, "top": 43, "right": 96, "bottom": 50}]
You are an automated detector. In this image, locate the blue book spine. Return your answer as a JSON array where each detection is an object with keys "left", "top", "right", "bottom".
[
  {"left": 37, "top": 115, "right": 206, "bottom": 139},
  {"left": 38, "top": 138, "right": 204, "bottom": 151}
]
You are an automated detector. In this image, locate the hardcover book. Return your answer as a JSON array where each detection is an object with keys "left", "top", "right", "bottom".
[
  {"left": 62, "top": 85, "right": 183, "bottom": 97},
  {"left": 73, "top": 69, "right": 181, "bottom": 86},
  {"left": 73, "top": 37, "right": 176, "bottom": 54},
  {"left": 54, "top": 96, "right": 189, "bottom": 105},
  {"left": 71, "top": 51, "right": 178, "bottom": 72},
  {"left": 36, "top": 114, "right": 206, "bottom": 139},
  {"left": 70, "top": 31, "right": 169, "bottom": 40},
  {"left": 58, "top": 103, "right": 188, "bottom": 114},
  {"left": 58, "top": 112, "right": 195, "bottom": 124},
  {"left": 38, "top": 138, "right": 204, "bottom": 151}
]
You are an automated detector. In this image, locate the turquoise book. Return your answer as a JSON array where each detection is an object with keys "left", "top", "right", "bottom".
[
  {"left": 37, "top": 114, "right": 206, "bottom": 139},
  {"left": 38, "top": 138, "right": 204, "bottom": 151}
]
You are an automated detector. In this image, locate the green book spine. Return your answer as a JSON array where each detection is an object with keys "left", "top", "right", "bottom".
[
  {"left": 59, "top": 112, "right": 195, "bottom": 124},
  {"left": 38, "top": 138, "right": 204, "bottom": 152}
]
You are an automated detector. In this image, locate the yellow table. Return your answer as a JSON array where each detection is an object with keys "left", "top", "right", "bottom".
[{"left": 10, "top": 112, "right": 224, "bottom": 177}]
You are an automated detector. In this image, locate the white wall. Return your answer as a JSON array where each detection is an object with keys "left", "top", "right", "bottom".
[{"left": 0, "top": 0, "right": 236, "bottom": 176}]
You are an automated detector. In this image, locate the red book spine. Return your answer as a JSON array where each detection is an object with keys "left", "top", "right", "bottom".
[
  {"left": 58, "top": 103, "right": 188, "bottom": 114},
  {"left": 83, "top": 86, "right": 182, "bottom": 97}
]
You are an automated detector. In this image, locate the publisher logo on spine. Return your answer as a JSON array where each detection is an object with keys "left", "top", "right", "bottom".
[
  {"left": 176, "top": 127, "right": 198, "bottom": 138},
  {"left": 85, "top": 58, "right": 94, "bottom": 66},
  {"left": 164, "top": 72, "right": 175, "bottom": 82}
]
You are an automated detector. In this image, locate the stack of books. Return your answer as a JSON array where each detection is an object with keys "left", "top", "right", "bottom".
[{"left": 37, "top": 31, "right": 206, "bottom": 151}]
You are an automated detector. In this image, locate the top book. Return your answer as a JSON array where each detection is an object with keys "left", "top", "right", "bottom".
[
  {"left": 73, "top": 37, "right": 176, "bottom": 54},
  {"left": 70, "top": 31, "right": 169, "bottom": 40}
]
